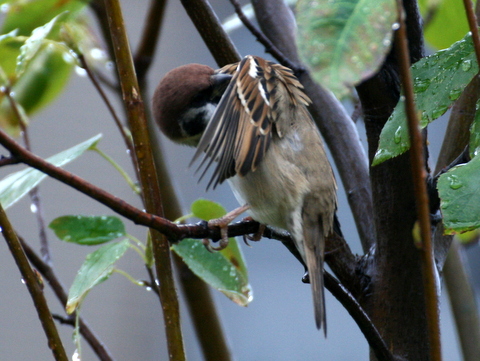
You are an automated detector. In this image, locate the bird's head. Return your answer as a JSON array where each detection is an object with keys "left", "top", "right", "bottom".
[{"left": 152, "top": 64, "right": 232, "bottom": 147}]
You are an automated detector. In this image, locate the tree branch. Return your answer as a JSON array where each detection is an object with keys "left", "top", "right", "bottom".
[
  {"left": 134, "top": 0, "right": 167, "bottom": 84},
  {"left": 180, "top": 0, "right": 241, "bottom": 66},
  {"left": 0, "top": 204, "right": 68, "bottom": 361},
  {"left": 394, "top": 1, "right": 441, "bottom": 358},
  {"left": 20, "top": 237, "right": 115, "bottom": 361},
  {"left": 103, "top": 1, "right": 185, "bottom": 360}
]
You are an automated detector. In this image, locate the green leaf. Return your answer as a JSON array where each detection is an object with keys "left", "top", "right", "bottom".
[
  {"left": 172, "top": 238, "right": 252, "bottom": 306},
  {"left": 296, "top": 0, "right": 397, "bottom": 98},
  {"left": 0, "top": 40, "right": 76, "bottom": 135},
  {"left": 0, "top": 29, "right": 21, "bottom": 78},
  {"left": 16, "top": 12, "right": 68, "bottom": 76},
  {"left": 438, "top": 154, "right": 480, "bottom": 234},
  {"left": 0, "top": 134, "right": 102, "bottom": 209},
  {"left": 1, "top": 0, "right": 88, "bottom": 36},
  {"left": 470, "top": 101, "right": 480, "bottom": 158},
  {"left": 66, "top": 239, "right": 130, "bottom": 314},
  {"left": 191, "top": 198, "right": 227, "bottom": 221},
  {"left": 49, "top": 215, "right": 125, "bottom": 245},
  {"left": 455, "top": 229, "right": 480, "bottom": 245},
  {"left": 418, "top": 0, "right": 473, "bottom": 50},
  {"left": 373, "top": 33, "right": 478, "bottom": 165}
]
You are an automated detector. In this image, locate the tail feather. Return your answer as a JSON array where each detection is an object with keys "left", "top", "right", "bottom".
[{"left": 302, "top": 212, "right": 327, "bottom": 334}]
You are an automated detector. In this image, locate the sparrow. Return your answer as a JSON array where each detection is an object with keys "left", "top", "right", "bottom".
[{"left": 152, "top": 55, "right": 337, "bottom": 332}]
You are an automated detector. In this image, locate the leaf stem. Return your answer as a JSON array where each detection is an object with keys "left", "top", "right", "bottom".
[
  {"left": 92, "top": 147, "right": 141, "bottom": 194},
  {"left": 395, "top": 1, "right": 442, "bottom": 360},
  {"left": 113, "top": 268, "right": 145, "bottom": 287}
]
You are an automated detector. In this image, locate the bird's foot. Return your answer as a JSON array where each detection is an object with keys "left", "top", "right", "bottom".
[
  {"left": 203, "top": 204, "right": 250, "bottom": 252},
  {"left": 242, "top": 217, "right": 265, "bottom": 246}
]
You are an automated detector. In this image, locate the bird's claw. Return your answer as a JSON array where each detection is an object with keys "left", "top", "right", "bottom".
[
  {"left": 242, "top": 221, "right": 265, "bottom": 246},
  {"left": 202, "top": 204, "right": 250, "bottom": 252}
]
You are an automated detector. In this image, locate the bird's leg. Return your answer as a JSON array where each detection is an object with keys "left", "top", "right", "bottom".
[
  {"left": 204, "top": 204, "right": 250, "bottom": 251},
  {"left": 242, "top": 217, "right": 265, "bottom": 246}
]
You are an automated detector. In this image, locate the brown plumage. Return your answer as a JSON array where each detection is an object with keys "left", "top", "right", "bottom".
[{"left": 153, "top": 55, "right": 337, "bottom": 332}]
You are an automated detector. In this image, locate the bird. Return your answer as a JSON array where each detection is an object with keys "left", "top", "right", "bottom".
[{"left": 152, "top": 55, "right": 338, "bottom": 332}]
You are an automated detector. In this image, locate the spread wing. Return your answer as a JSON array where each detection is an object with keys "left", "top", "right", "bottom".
[{"left": 191, "top": 55, "right": 277, "bottom": 189}]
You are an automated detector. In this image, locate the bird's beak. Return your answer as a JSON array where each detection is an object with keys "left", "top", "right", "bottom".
[{"left": 210, "top": 73, "right": 232, "bottom": 99}]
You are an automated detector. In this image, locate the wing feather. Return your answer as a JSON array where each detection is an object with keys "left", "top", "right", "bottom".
[{"left": 191, "top": 55, "right": 308, "bottom": 189}]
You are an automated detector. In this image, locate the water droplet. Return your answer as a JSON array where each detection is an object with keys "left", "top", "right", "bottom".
[
  {"left": 21, "top": 278, "right": 26, "bottom": 285},
  {"left": 431, "top": 105, "right": 448, "bottom": 119},
  {"left": 62, "top": 52, "right": 75, "bottom": 64},
  {"left": 448, "top": 174, "right": 463, "bottom": 189},
  {"left": 399, "top": 95, "right": 406, "bottom": 102},
  {"left": 448, "top": 87, "right": 463, "bottom": 101},
  {"left": 145, "top": 286, "right": 152, "bottom": 292},
  {"left": 72, "top": 349, "right": 80, "bottom": 361},
  {"left": 441, "top": 200, "right": 449, "bottom": 209},
  {"left": 391, "top": 22, "right": 400, "bottom": 30},
  {"left": 0, "top": 226, "right": 3, "bottom": 232},
  {"left": 383, "top": 38, "right": 392, "bottom": 47},
  {"left": 0, "top": 86, "right": 6, "bottom": 93},
  {"left": 394, "top": 126, "right": 402, "bottom": 144},
  {"left": 413, "top": 77, "right": 430, "bottom": 93},
  {"left": 90, "top": 48, "right": 106, "bottom": 60},
  {"left": 30, "top": 203, "right": 38, "bottom": 213},
  {"left": 0, "top": 3, "right": 10, "bottom": 13},
  {"left": 462, "top": 59, "right": 472, "bottom": 71},
  {"left": 75, "top": 66, "right": 87, "bottom": 77}
]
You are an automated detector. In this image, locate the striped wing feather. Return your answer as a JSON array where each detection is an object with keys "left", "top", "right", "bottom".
[{"left": 191, "top": 55, "right": 309, "bottom": 189}]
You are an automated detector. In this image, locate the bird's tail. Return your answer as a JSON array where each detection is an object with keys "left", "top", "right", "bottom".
[{"left": 302, "top": 213, "right": 327, "bottom": 335}]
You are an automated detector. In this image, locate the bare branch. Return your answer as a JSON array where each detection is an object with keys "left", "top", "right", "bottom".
[{"left": 0, "top": 204, "right": 68, "bottom": 361}]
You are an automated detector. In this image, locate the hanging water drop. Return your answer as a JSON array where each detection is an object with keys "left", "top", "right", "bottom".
[
  {"left": 413, "top": 78, "right": 430, "bottom": 93},
  {"left": 30, "top": 203, "right": 38, "bottom": 214},
  {"left": 462, "top": 59, "right": 472, "bottom": 72},
  {"left": 447, "top": 174, "right": 463, "bottom": 189},
  {"left": 432, "top": 105, "right": 448, "bottom": 119},
  {"left": 448, "top": 88, "right": 463, "bottom": 101},
  {"left": 394, "top": 126, "right": 402, "bottom": 144}
]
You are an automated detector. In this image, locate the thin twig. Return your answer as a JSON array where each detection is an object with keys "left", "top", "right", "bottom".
[
  {"left": 444, "top": 240, "right": 480, "bottom": 361},
  {"left": 0, "top": 156, "right": 19, "bottom": 167},
  {"left": 20, "top": 238, "right": 115, "bottom": 361},
  {"left": 395, "top": 1, "right": 442, "bottom": 360},
  {"left": 134, "top": 0, "right": 167, "bottom": 83},
  {"left": 323, "top": 273, "right": 396, "bottom": 361},
  {"left": 4, "top": 87, "right": 52, "bottom": 264},
  {"left": 464, "top": 0, "right": 480, "bottom": 67},
  {"left": 0, "top": 204, "right": 68, "bottom": 361},
  {"left": 103, "top": 1, "right": 186, "bottom": 359},
  {"left": 228, "top": 0, "right": 300, "bottom": 72},
  {"left": 79, "top": 54, "right": 135, "bottom": 159}
]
